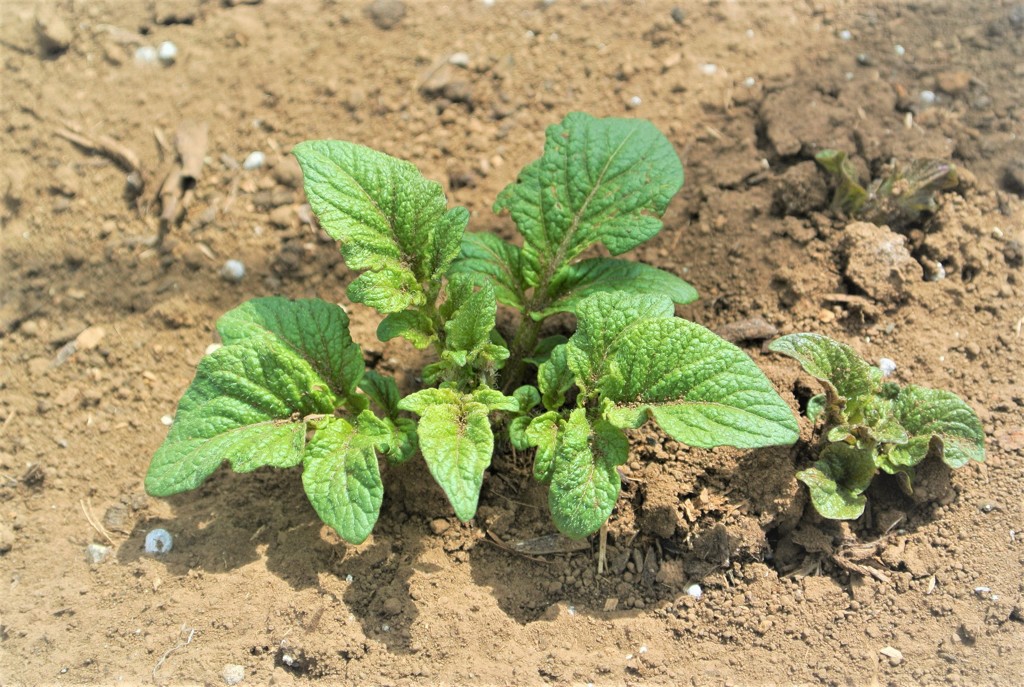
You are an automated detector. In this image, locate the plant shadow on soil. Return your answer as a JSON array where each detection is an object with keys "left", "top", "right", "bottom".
[{"left": 115, "top": 424, "right": 958, "bottom": 666}]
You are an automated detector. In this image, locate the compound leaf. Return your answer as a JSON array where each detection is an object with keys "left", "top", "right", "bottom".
[
  {"left": 293, "top": 140, "right": 468, "bottom": 313},
  {"left": 146, "top": 335, "right": 340, "bottom": 497},
  {"left": 450, "top": 232, "right": 527, "bottom": 309},
  {"left": 895, "top": 385, "right": 985, "bottom": 469},
  {"left": 495, "top": 112, "right": 684, "bottom": 285},
  {"left": 217, "top": 297, "right": 364, "bottom": 402},
  {"left": 540, "top": 258, "right": 697, "bottom": 318},
  {"left": 302, "top": 415, "right": 383, "bottom": 545},
  {"left": 548, "top": 409, "right": 628, "bottom": 539}
]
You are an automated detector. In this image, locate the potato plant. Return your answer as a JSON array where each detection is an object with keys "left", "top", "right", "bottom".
[
  {"left": 770, "top": 333, "right": 985, "bottom": 519},
  {"left": 145, "top": 112, "right": 800, "bottom": 544}
]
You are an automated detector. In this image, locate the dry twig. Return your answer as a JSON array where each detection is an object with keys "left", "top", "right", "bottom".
[
  {"left": 153, "top": 625, "right": 195, "bottom": 681},
  {"left": 79, "top": 498, "right": 115, "bottom": 545}
]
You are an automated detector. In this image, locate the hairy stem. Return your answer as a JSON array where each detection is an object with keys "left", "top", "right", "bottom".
[{"left": 502, "top": 314, "right": 542, "bottom": 393}]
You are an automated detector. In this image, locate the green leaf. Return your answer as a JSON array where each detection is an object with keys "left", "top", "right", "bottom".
[
  {"left": 806, "top": 393, "right": 827, "bottom": 423},
  {"left": 443, "top": 276, "right": 499, "bottom": 359},
  {"left": 512, "top": 385, "right": 541, "bottom": 414},
  {"left": 347, "top": 268, "right": 424, "bottom": 315},
  {"left": 398, "top": 387, "right": 460, "bottom": 415},
  {"left": 293, "top": 140, "right": 469, "bottom": 313},
  {"left": 509, "top": 416, "right": 532, "bottom": 452},
  {"left": 815, "top": 149, "right": 868, "bottom": 217},
  {"left": 380, "top": 417, "right": 418, "bottom": 465},
  {"left": 449, "top": 232, "right": 526, "bottom": 309},
  {"left": 359, "top": 370, "right": 401, "bottom": 418},
  {"left": 895, "top": 385, "right": 985, "bottom": 469},
  {"left": 377, "top": 309, "right": 435, "bottom": 349},
  {"left": 769, "top": 333, "right": 881, "bottom": 409},
  {"left": 865, "top": 159, "right": 958, "bottom": 227},
  {"left": 523, "top": 335, "right": 569, "bottom": 367},
  {"left": 566, "top": 292, "right": 675, "bottom": 394},
  {"left": 572, "top": 294, "right": 798, "bottom": 448},
  {"left": 525, "top": 411, "right": 562, "bottom": 482},
  {"left": 471, "top": 387, "right": 519, "bottom": 413},
  {"left": 494, "top": 112, "right": 684, "bottom": 285},
  {"left": 797, "top": 443, "right": 877, "bottom": 520},
  {"left": 216, "top": 297, "right": 364, "bottom": 403},
  {"left": 302, "top": 416, "right": 383, "bottom": 544},
  {"left": 538, "top": 344, "right": 574, "bottom": 411},
  {"left": 146, "top": 336, "right": 340, "bottom": 496},
  {"left": 402, "top": 394, "right": 495, "bottom": 522},
  {"left": 548, "top": 409, "right": 628, "bottom": 539},
  {"left": 540, "top": 258, "right": 697, "bottom": 318}
]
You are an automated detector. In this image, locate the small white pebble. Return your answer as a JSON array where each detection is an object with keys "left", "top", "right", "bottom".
[
  {"left": 281, "top": 654, "right": 296, "bottom": 667},
  {"left": 221, "top": 259, "right": 246, "bottom": 282},
  {"left": 894, "top": 44, "right": 906, "bottom": 56},
  {"left": 205, "top": 342, "right": 222, "bottom": 356},
  {"left": 567, "top": 605, "right": 576, "bottom": 616},
  {"left": 625, "top": 654, "right": 634, "bottom": 661},
  {"left": 974, "top": 586, "right": 991, "bottom": 595},
  {"left": 686, "top": 583, "right": 703, "bottom": 599},
  {"left": 639, "top": 645, "right": 648, "bottom": 654},
  {"left": 145, "top": 528, "right": 173, "bottom": 555},
  {"left": 745, "top": 29, "right": 754, "bottom": 38},
  {"left": 381, "top": 624, "right": 391, "bottom": 632},
  {"left": 345, "top": 574, "right": 354, "bottom": 583},
  {"left": 742, "top": 76, "right": 756, "bottom": 88},
  {"left": 134, "top": 45, "right": 158, "bottom": 66},
  {"left": 448, "top": 52, "right": 470, "bottom": 68},
  {"left": 222, "top": 664, "right": 244, "bottom": 686},
  {"left": 878, "top": 358, "right": 897, "bottom": 377},
  {"left": 160, "top": 415, "right": 174, "bottom": 426},
  {"left": 838, "top": 29, "right": 853, "bottom": 41},
  {"left": 699, "top": 63, "right": 718, "bottom": 76},
  {"left": 242, "top": 151, "right": 266, "bottom": 170},
  {"left": 86, "top": 543, "right": 111, "bottom": 564},
  {"left": 627, "top": 95, "right": 642, "bottom": 108},
  {"left": 920, "top": 90, "right": 937, "bottom": 105},
  {"left": 157, "top": 41, "right": 178, "bottom": 66},
  {"left": 929, "top": 261, "right": 946, "bottom": 281}
]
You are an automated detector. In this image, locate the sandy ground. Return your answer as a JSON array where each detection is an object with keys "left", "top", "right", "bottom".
[{"left": 1, "top": 0, "right": 1022, "bottom": 684}]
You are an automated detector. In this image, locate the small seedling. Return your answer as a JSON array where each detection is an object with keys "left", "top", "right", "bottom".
[
  {"left": 815, "top": 149, "right": 958, "bottom": 228},
  {"left": 769, "top": 333, "right": 985, "bottom": 519},
  {"left": 145, "top": 112, "right": 799, "bottom": 544}
]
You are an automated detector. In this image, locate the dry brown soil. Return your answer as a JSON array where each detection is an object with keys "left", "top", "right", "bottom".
[{"left": 2, "top": 0, "right": 1023, "bottom": 685}]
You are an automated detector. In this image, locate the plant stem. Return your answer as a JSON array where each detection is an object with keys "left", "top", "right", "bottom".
[{"left": 502, "top": 314, "right": 541, "bottom": 393}]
